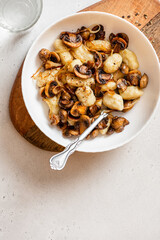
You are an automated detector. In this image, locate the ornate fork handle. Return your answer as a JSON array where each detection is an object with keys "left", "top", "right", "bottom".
[{"left": 50, "top": 111, "right": 108, "bottom": 170}]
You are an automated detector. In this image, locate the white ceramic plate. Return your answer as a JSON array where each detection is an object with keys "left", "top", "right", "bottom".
[{"left": 22, "top": 11, "right": 160, "bottom": 152}]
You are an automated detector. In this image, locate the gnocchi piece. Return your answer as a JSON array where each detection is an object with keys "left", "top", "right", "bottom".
[
  {"left": 99, "top": 116, "right": 112, "bottom": 135},
  {"left": 103, "top": 53, "right": 122, "bottom": 73},
  {"left": 43, "top": 95, "right": 60, "bottom": 118},
  {"left": 68, "top": 59, "right": 82, "bottom": 72},
  {"left": 71, "top": 44, "right": 94, "bottom": 63},
  {"left": 76, "top": 86, "right": 96, "bottom": 107},
  {"left": 100, "top": 80, "right": 117, "bottom": 91},
  {"left": 86, "top": 40, "right": 111, "bottom": 52},
  {"left": 54, "top": 39, "right": 73, "bottom": 65},
  {"left": 119, "top": 86, "right": 143, "bottom": 100},
  {"left": 103, "top": 91, "right": 124, "bottom": 111},
  {"left": 66, "top": 74, "right": 95, "bottom": 87},
  {"left": 113, "top": 69, "right": 125, "bottom": 81},
  {"left": 119, "top": 49, "right": 139, "bottom": 70},
  {"left": 34, "top": 68, "right": 60, "bottom": 87},
  {"left": 95, "top": 98, "right": 103, "bottom": 107}
]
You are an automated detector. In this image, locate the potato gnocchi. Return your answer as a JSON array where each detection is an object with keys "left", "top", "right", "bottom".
[{"left": 32, "top": 24, "right": 149, "bottom": 138}]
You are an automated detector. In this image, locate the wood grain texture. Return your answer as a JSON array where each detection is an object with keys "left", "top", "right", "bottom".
[
  {"left": 9, "top": 0, "right": 160, "bottom": 152},
  {"left": 83, "top": 0, "right": 160, "bottom": 29}
]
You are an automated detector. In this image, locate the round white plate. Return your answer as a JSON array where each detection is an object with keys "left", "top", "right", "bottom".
[{"left": 22, "top": 11, "right": 160, "bottom": 152}]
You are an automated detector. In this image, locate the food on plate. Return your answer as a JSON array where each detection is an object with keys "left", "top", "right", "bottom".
[{"left": 32, "top": 24, "right": 149, "bottom": 138}]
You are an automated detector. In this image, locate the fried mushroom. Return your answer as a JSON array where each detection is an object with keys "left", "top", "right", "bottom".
[
  {"left": 70, "top": 101, "right": 87, "bottom": 117},
  {"left": 117, "top": 78, "right": 128, "bottom": 92},
  {"left": 60, "top": 32, "right": 82, "bottom": 48},
  {"left": 79, "top": 115, "right": 91, "bottom": 134},
  {"left": 111, "top": 116, "right": 129, "bottom": 133},
  {"left": 127, "top": 70, "right": 141, "bottom": 86},
  {"left": 139, "top": 73, "right": 148, "bottom": 88},
  {"left": 73, "top": 64, "right": 92, "bottom": 79},
  {"left": 45, "top": 81, "right": 61, "bottom": 98},
  {"left": 95, "top": 69, "right": 112, "bottom": 84}
]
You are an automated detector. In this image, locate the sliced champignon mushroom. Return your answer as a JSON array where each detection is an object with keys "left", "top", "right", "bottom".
[
  {"left": 120, "top": 63, "right": 129, "bottom": 74},
  {"left": 60, "top": 32, "right": 82, "bottom": 48},
  {"left": 63, "top": 84, "right": 76, "bottom": 96},
  {"left": 92, "top": 24, "right": 105, "bottom": 40},
  {"left": 109, "top": 32, "right": 129, "bottom": 53},
  {"left": 95, "top": 69, "right": 112, "bottom": 84},
  {"left": 68, "top": 112, "right": 80, "bottom": 126},
  {"left": 139, "top": 73, "right": 148, "bottom": 88},
  {"left": 127, "top": 70, "right": 141, "bottom": 86},
  {"left": 62, "top": 127, "right": 79, "bottom": 137},
  {"left": 91, "top": 50, "right": 103, "bottom": 68},
  {"left": 70, "top": 101, "right": 87, "bottom": 117},
  {"left": 97, "top": 116, "right": 109, "bottom": 130},
  {"left": 73, "top": 64, "right": 92, "bottom": 79},
  {"left": 61, "top": 89, "right": 71, "bottom": 100},
  {"left": 59, "top": 109, "right": 68, "bottom": 123},
  {"left": 77, "top": 26, "right": 90, "bottom": 41},
  {"left": 79, "top": 115, "right": 91, "bottom": 134},
  {"left": 123, "top": 98, "right": 139, "bottom": 112},
  {"left": 51, "top": 114, "right": 60, "bottom": 125},
  {"left": 111, "top": 116, "right": 129, "bottom": 133},
  {"left": 91, "top": 129, "right": 99, "bottom": 138},
  {"left": 107, "top": 126, "right": 115, "bottom": 135},
  {"left": 59, "top": 97, "right": 74, "bottom": 110},
  {"left": 40, "top": 87, "right": 47, "bottom": 98},
  {"left": 117, "top": 78, "right": 128, "bottom": 92},
  {"left": 44, "top": 60, "right": 62, "bottom": 70},
  {"left": 39, "top": 48, "right": 51, "bottom": 63},
  {"left": 89, "top": 104, "right": 100, "bottom": 117},
  {"left": 50, "top": 51, "right": 60, "bottom": 63},
  {"left": 45, "top": 81, "right": 61, "bottom": 98},
  {"left": 57, "top": 121, "right": 68, "bottom": 131}
]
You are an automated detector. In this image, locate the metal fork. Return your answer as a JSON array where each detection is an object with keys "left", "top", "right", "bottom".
[{"left": 49, "top": 111, "right": 108, "bottom": 170}]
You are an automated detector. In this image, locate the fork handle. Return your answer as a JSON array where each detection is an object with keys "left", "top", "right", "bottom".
[{"left": 50, "top": 111, "right": 108, "bottom": 170}]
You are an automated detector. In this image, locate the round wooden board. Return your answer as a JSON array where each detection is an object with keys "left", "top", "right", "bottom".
[{"left": 9, "top": 0, "right": 160, "bottom": 152}]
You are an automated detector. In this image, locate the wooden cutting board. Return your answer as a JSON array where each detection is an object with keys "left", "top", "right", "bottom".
[{"left": 9, "top": 0, "right": 160, "bottom": 152}]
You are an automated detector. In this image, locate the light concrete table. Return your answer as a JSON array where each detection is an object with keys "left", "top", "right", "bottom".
[{"left": 0, "top": 0, "right": 160, "bottom": 239}]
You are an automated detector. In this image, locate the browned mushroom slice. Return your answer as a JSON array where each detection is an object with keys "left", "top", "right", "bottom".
[
  {"left": 60, "top": 32, "right": 82, "bottom": 48},
  {"left": 127, "top": 70, "right": 141, "bottom": 86},
  {"left": 79, "top": 115, "right": 91, "bottom": 134},
  {"left": 45, "top": 81, "right": 61, "bottom": 98},
  {"left": 39, "top": 48, "right": 51, "bottom": 63},
  {"left": 111, "top": 116, "right": 129, "bottom": 133},
  {"left": 70, "top": 101, "right": 87, "bottom": 117},
  {"left": 61, "top": 89, "right": 71, "bottom": 100},
  {"left": 68, "top": 112, "right": 80, "bottom": 126},
  {"left": 92, "top": 24, "right": 105, "bottom": 40},
  {"left": 50, "top": 51, "right": 60, "bottom": 63},
  {"left": 107, "top": 126, "right": 115, "bottom": 135},
  {"left": 117, "top": 78, "right": 128, "bottom": 92},
  {"left": 139, "top": 73, "right": 148, "bottom": 88},
  {"left": 97, "top": 116, "right": 109, "bottom": 129},
  {"left": 89, "top": 104, "right": 100, "bottom": 117},
  {"left": 91, "top": 50, "right": 102, "bottom": 68},
  {"left": 62, "top": 127, "right": 79, "bottom": 137},
  {"left": 109, "top": 32, "right": 129, "bottom": 53},
  {"left": 51, "top": 114, "right": 60, "bottom": 125},
  {"left": 116, "top": 33, "right": 129, "bottom": 46},
  {"left": 44, "top": 60, "right": 62, "bottom": 70},
  {"left": 59, "top": 109, "right": 68, "bottom": 123},
  {"left": 95, "top": 69, "right": 112, "bottom": 84},
  {"left": 123, "top": 98, "right": 139, "bottom": 112},
  {"left": 59, "top": 98, "right": 74, "bottom": 110},
  {"left": 73, "top": 64, "right": 92, "bottom": 79},
  {"left": 92, "top": 129, "right": 99, "bottom": 138},
  {"left": 120, "top": 63, "right": 129, "bottom": 74},
  {"left": 40, "top": 87, "right": 47, "bottom": 98},
  {"left": 77, "top": 26, "right": 90, "bottom": 41},
  {"left": 57, "top": 121, "right": 68, "bottom": 131},
  {"left": 64, "top": 84, "right": 76, "bottom": 96}
]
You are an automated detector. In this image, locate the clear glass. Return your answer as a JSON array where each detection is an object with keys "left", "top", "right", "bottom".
[{"left": 0, "top": 0, "right": 43, "bottom": 32}]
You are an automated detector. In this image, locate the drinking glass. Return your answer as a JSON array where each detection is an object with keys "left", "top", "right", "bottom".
[{"left": 0, "top": 0, "right": 43, "bottom": 32}]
